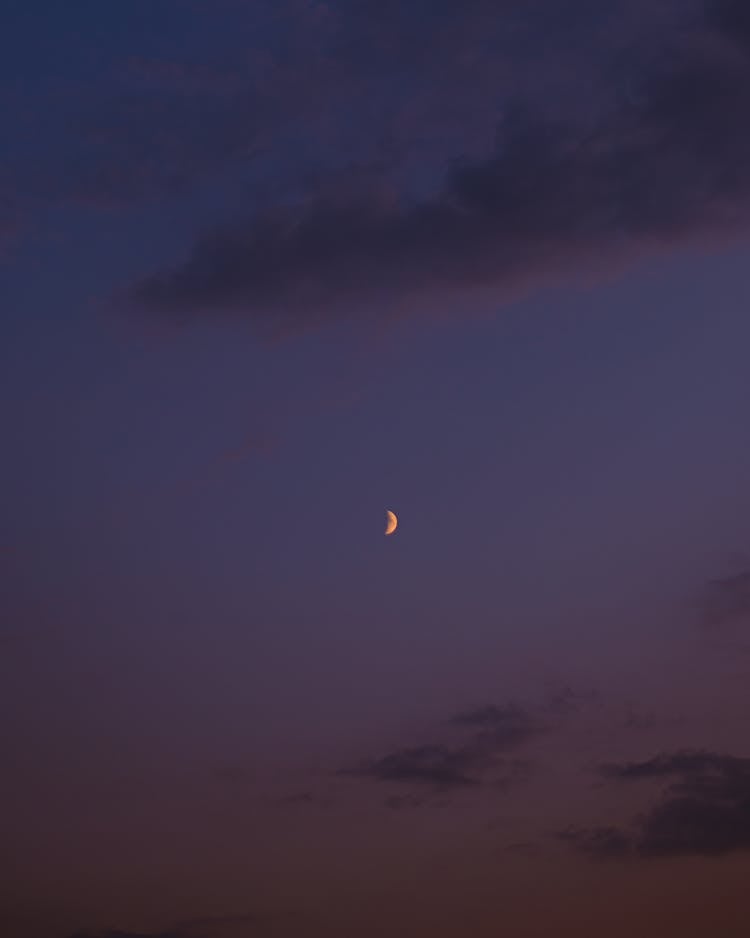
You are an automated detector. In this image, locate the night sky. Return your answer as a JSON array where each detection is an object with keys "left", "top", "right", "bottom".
[{"left": 4, "top": 2, "right": 750, "bottom": 936}]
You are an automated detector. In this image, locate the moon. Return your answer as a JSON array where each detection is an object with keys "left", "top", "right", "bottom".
[{"left": 385, "top": 509, "right": 398, "bottom": 536}]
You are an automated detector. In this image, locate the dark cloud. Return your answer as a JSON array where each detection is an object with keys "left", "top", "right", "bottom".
[
  {"left": 565, "top": 750, "right": 750, "bottom": 859},
  {"left": 637, "top": 791, "right": 750, "bottom": 857},
  {"left": 698, "top": 569, "right": 750, "bottom": 626},
  {"left": 342, "top": 701, "right": 544, "bottom": 792},
  {"left": 344, "top": 743, "right": 483, "bottom": 790},
  {"left": 127, "top": 0, "right": 750, "bottom": 335}
]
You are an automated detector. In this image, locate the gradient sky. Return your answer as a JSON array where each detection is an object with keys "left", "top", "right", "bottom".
[{"left": 4, "top": 2, "right": 750, "bottom": 936}]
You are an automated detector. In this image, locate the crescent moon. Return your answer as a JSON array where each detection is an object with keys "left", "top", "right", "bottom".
[{"left": 385, "top": 509, "right": 398, "bottom": 536}]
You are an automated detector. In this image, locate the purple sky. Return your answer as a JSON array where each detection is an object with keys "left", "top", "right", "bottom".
[{"left": 3, "top": 2, "right": 750, "bottom": 936}]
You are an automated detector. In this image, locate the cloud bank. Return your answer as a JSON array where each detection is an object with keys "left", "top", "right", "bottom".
[
  {"left": 128, "top": 0, "right": 750, "bottom": 334},
  {"left": 563, "top": 749, "right": 750, "bottom": 859}
]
